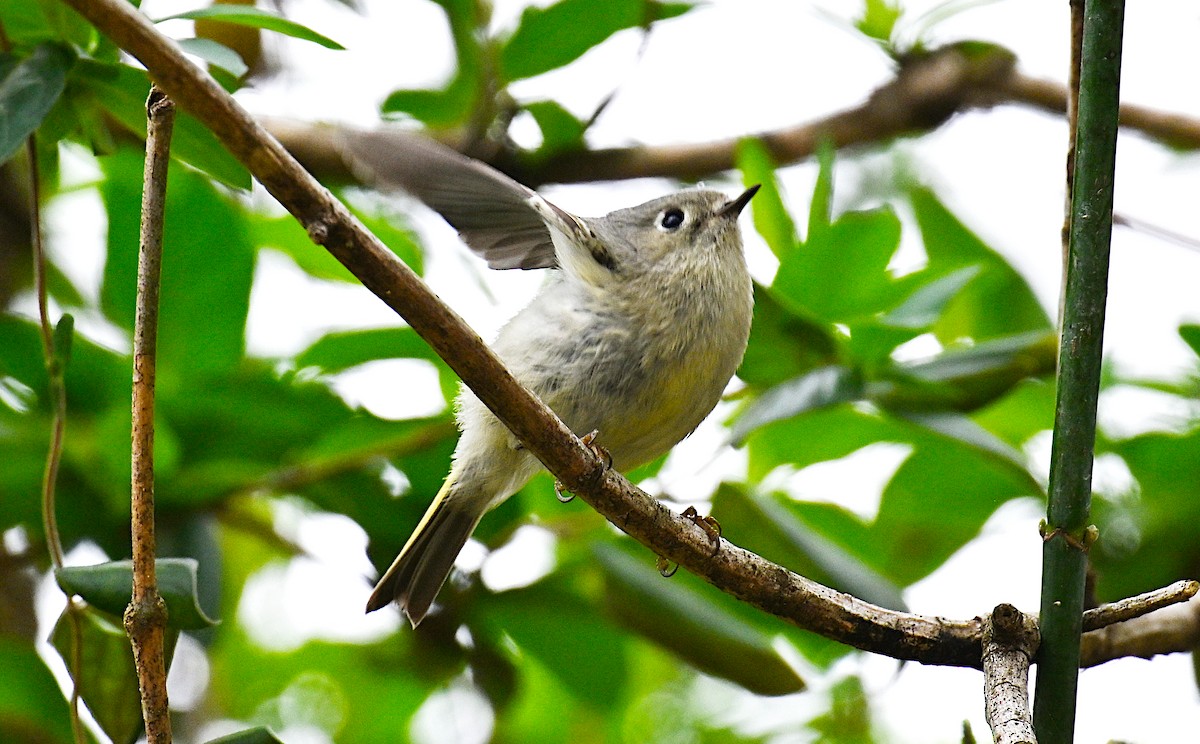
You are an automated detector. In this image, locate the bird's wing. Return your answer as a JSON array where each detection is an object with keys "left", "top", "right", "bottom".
[{"left": 339, "top": 129, "right": 558, "bottom": 270}]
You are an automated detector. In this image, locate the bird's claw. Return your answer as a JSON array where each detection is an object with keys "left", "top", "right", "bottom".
[
  {"left": 580, "top": 430, "right": 613, "bottom": 469},
  {"left": 656, "top": 554, "right": 679, "bottom": 578},
  {"left": 682, "top": 506, "right": 722, "bottom": 556},
  {"left": 553, "top": 479, "right": 575, "bottom": 503}
]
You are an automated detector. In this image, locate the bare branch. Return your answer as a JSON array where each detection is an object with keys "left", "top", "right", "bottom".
[
  {"left": 982, "top": 604, "right": 1039, "bottom": 744},
  {"left": 1081, "top": 594, "right": 1200, "bottom": 668},
  {"left": 1082, "top": 579, "right": 1199, "bottom": 632},
  {"left": 272, "top": 48, "right": 1200, "bottom": 190},
  {"left": 124, "top": 85, "right": 174, "bottom": 744}
]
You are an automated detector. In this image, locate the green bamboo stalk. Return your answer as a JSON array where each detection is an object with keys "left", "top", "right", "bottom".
[{"left": 1033, "top": 1, "right": 1125, "bottom": 741}]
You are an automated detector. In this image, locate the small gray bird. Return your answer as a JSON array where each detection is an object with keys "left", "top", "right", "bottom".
[{"left": 343, "top": 131, "right": 757, "bottom": 626}]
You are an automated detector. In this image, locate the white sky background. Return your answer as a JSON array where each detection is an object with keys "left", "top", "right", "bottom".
[{"left": 41, "top": 0, "right": 1200, "bottom": 742}]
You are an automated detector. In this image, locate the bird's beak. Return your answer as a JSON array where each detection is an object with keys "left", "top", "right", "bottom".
[{"left": 717, "top": 184, "right": 761, "bottom": 218}]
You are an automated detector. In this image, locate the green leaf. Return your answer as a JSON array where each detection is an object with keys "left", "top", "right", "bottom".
[
  {"left": 908, "top": 186, "right": 1050, "bottom": 341},
  {"left": 156, "top": 6, "right": 345, "bottom": 50},
  {"left": 381, "top": 0, "right": 480, "bottom": 127},
  {"left": 500, "top": 0, "right": 693, "bottom": 82},
  {"left": 176, "top": 37, "right": 249, "bottom": 79},
  {"left": 732, "top": 365, "right": 863, "bottom": 445},
  {"left": 100, "top": 146, "right": 254, "bottom": 374},
  {"left": 875, "top": 330, "right": 1057, "bottom": 412},
  {"left": 0, "top": 0, "right": 96, "bottom": 50},
  {"left": 0, "top": 43, "right": 74, "bottom": 164},
  {"left": 855, "top": 0, "right": 902, "bottom": 44},
  {"left": 56, "top": 558, "right": 220, "bottom": 629},
  {"left": 1180, "top": 323, "right": 1200, "bottom": 359},
  {"left": 0, "top": 635, "right": 76, "bottom": 744},
  {"left": 739, "top": 284, "right": 840, "bottom": 388},
  {"left": 206, "top": 635, "right": 428, "bottom": 742},
  {"left": 296, "top": 326, "right": 446, "bottom": 373},
  {"left": 774, "top": 203, "right": 904, "bottom": 324},
  {"left": 736, "top": 138, "right": 798, "bottom": 258},
  {"left": 474, "top": 580, "right": 629, "bottom": 710},
  {"left": 524, "top": 100, "right": 586, "bottom": 157},
  {"left": 595, "top": 543, "right": 806, "bottom": 696},
  {"left": 712, "top": 484, "right": 907, "bottom": 610},
  {"left": 73, "top": 59, "right": 250, "bottom": 189},
  {"left": 204, "top": 727, "right": 287, "bottom": 744},
  {"left": 353, "top": 204, "right": 425, "bottom": 274},
  {"left": 871, "top": 442, "right": 1038, "bottom": 584},
  {"left": 881, "top": 265, "right": 980, "bottom": 329},
  {"left": 50, "top": 604, "right": 176, "bottom": 744},
  {"left": 251, "top": 214, "right": 357, "bottom": 283}
]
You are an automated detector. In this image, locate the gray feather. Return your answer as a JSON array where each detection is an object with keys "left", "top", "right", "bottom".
[{"left": 339, "top": 130, "right": 559, "bottom": 270}]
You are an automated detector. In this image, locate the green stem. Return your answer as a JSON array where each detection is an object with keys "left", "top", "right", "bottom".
[{"left": 1033, "top": 1, "right": 1125, "bottom": 742}]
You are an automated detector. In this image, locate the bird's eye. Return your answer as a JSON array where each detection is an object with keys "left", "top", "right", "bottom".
[{"left": 658, "top": 208, "right": 686, "bottom": 231}]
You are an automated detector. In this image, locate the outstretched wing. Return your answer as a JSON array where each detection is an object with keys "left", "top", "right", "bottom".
[{"left": 339, "top": 130, "right": 558, "bottom": 270}]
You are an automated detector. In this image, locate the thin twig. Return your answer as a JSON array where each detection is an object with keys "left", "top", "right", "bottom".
[
  {"left": 1081, "top": 594, "right": 1200, "bottom": 667},
  {"left": 982, "top": 604, "right": 1039, "bottom": 744},
  {"left": 124, "top": 85, "right": 175, "bottom": 744},
  {"left": 24, "top": 125, "right": 85, "bottom": 744},
  {"left": 1081, "top": 579, "right": 1199, "bottom": 632}
]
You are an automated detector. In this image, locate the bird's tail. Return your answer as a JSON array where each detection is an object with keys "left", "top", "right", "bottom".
[{"left": 365, "top": 471, "right": 483, "bottom": 626}]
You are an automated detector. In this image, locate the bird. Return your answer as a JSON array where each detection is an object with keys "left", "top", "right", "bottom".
[{"left": 341, "top": 131, "right": 758, "bottom": 626}]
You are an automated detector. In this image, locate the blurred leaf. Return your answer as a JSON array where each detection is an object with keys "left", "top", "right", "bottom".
[
  {"left": 0, "top": 635, "right": 76, "bottom": 744},
  {"left": 732, "top": 365, "right": 863, "bottom": 445},
  {"left": 208, "top": 632, "right": 428, "bottom": 743},
  {"left": 204, "top": 727, "right": 287, "bottom": 744},
  {"left": 1101, "top": 427, "right": 1200, "bottom": 599},
  {"left": 176, "top": 37, "right": 249, "bottom": 79},
  {"left": 855, "top": 0, "right": 902, "bottom": 44},
  {"left": 0, "top": 43, "right": 74, "bottom": 164},
  {"left": 746, "top": 405, "right": 903, "bottom": 481},
  {"left": 73, "top": 59, "right": 250, "bottom": 189},
  {"left": 873, "top": 331, "right": 1057, "bottom": 413},
  {"left": 1180, "top": 323, "right": 1200, "bottom": 359},
  {"left": 872, "top": 442, "right": 1038, "bottom": 584},
  {"left": 100, "top": 146, "right": 254, "bottom": 374},
  {"left": 354, "top": 204, "right": 425, "bottom": 273},
  {"left": 774, "top": 203, "right": 904, "bottom": 324},
  {"left": 157, "top": 6, "right": 345, "bottom": 50},
  {"left": 740, "top": 284, "right": 840, "bottom": 388},
  {"left": 50, "top": 605, "right": 174, "bottom": 744},
  {"left": 881, "top": 266, "right": 979, "bottom": 329},
  {"left": 296, "top": 326, "right": 446, "bottom": 373},
  {"left": 712, "top": 484, "right": 906, "bottom": 610},
  {"left": 908, "top": 186, "right": 1050, "bottom": 341},
  {"left": 807, "top": 675, "right": 873, "bottom": 744},
  {"left": 251, "top": 215, "right": 358, "bottom": 282},
  {"left": 745, "top": 405, "right": 1039, "bottom": 584},
  {"left": 736, "top": 138, "right": 798, "bottom": 258},
  {"left": 56, "top": 558, "right": 219, "bottom": 629},
  {"left": 595, "top": 543, "right": 806, "bottom": 696},
  {"left": 895, "top": 410, "right": 1030, "bottom": 478},
  {"left": 525, "top": 100, "right": 586, "bottom": 157},
  {"left": 972, "top": 378, "right": 1056, "bottom": 448},
  {"left": 381, "top": 0, "right": 480, "bottom": 127},
  {"left": 0, "top": 315, "right": 128, "bottom": 415},
  {"left": 474, "top": 580, "right": 629, "bottom": 710},
  {"left": 501, "top": 0, "right": 695, "bottom": 82}
]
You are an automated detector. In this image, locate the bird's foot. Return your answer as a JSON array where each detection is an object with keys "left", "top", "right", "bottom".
[
  {"left": 682, "top": 506, "right": 722, "bottom": 556},
  {"left": 656, "top": 554, "right": 679, "bottom": 578},
  {"left": 580, "top": 429, "right": 612, "bottom": 469}
]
